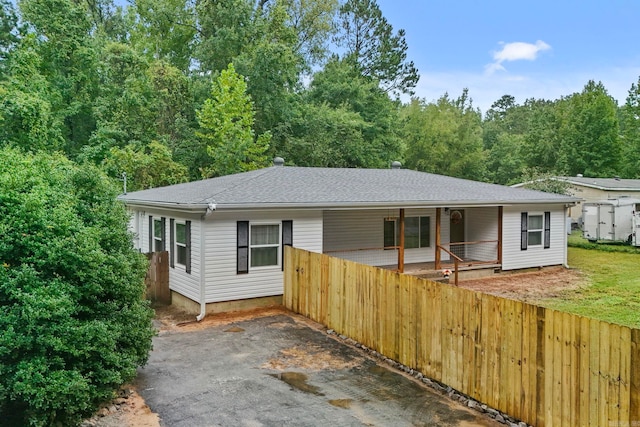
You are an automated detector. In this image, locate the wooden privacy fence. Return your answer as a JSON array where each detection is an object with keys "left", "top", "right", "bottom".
[
  {"left": 145, "top": 251, "right": 170, "bottom": 305},
  {"left": 284, "top": 246, "right": 640, "bottom": 427}
]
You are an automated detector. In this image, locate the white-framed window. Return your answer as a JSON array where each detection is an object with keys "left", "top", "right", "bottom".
[
  {"left": 153, "top": 218, "right": 164, "bottom": 251},
  {"left": 527, "top": 214, "right": 543, "bottom": 246},
  {"left": 250, "top": 223, "right": 280, "bottom": 267},
  {"left": 384, "top": 217, "right": 430, "bottom": 249},
  {"left": 175, "top": 221, "right": 187, "bottom": 266},
  {"left": 521, "top": 211, "right": 550, "bottom": 250}
]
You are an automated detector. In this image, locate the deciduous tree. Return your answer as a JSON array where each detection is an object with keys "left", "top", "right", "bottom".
[{"left": 196, "top": 63, "right": 270, "bottom": 177}]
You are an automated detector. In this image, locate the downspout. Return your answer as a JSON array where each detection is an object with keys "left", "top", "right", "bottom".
[
  {"left": 563, "top": 206, "right": 570, "bottom": 268},
  {"left": 196, "top": 203, "right": 216, "bottom": 321}
]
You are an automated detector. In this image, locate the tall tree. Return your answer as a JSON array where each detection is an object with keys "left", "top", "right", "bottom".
[
  {"left": 519, "top": 98, "right": 565, "bottom": 175},
  {"left": 82, "top": 42, "right": 157, "bottom": 163},
  {"left": 620, "top": 76, "right": 640, "bottom": 178},
  {"left": 279, "top": 0, "right": 339, "bottom": 65},
  {"left": 0, "top": 35, "right": 64, "bottom": 152},
  {"left": 336, "top": 0, "right": 418, "bottom": 96},
  {"left": 196, "top": 63, "right": 270, "bottom": 177},
  {"left": 402, "top": 90, "right": 486, "bottom": 180},
  {"left": 0, "top": 0, "right": 21, "bottom": 73},
  {"left": 561, "top": 80, "right": 621, "bottom": 177},
  {"left": 18, "top": 0, "right": 100, "bottom": 157},
  {"left": 303, "top": 57, "right": 403, "bottom": 167},
  {"left": 128, "top": 0, "right": 197, "bottom": 71}
]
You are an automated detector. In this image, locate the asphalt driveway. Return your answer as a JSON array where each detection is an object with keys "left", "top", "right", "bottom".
[{"left": 136, "top": 312, "right": 498, "bottom": 427}]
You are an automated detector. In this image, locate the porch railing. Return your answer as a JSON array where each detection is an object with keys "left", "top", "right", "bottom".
[
  {"left": 436, "top": 240, "right": 500, "bottom": 283},
  {"left": 436, "top": 245, "right": 462, "bottom": 285}
]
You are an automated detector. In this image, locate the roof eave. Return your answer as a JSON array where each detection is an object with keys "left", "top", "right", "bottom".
[
  {"left": 118, "top": 198, "right": 209, "bottom": 212},
  {"left": 212, "top": 198, "right": 579, "bottom": 210},
  {"left": 117, "top": 198, "right": 579, "bottom": 212}
]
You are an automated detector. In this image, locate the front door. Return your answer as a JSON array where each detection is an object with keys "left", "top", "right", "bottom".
[{"left": 450, "top": 209, "right": 465, "bottom": 259}]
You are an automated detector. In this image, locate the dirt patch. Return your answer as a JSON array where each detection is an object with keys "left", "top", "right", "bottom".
[
  {"left": 458, "top": 266, "right": 585, "bottom": 302},
  {"left": 152, "top": 304, "right": 290, "bottom": 332},
  {"left": 262, "top": 343, "right": 363, "bottom": 371},
  {"left": 84, "top": 387, "right": 159, "bottom": 427}
]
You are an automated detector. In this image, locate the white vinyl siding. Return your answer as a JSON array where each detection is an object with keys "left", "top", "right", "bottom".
[
  {"left": 323, "top": 209, "right": 445, "bottom": 266},
  {"left": 168, "top": 215, "right": 200, "bottom": 301},
  {"left": 502, "top": 204, "right": 567, "bottom": 270},
  {"left": 465, "top": 207, "right": 499, "bottom": 262},
  {"left": 203, "top": 210, "right": 323, "bottom": 303},
  {"left": 132, "top": 209, "right": 201, "bottom": 302}
]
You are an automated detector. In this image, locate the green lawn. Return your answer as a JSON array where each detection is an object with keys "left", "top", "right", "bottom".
[{"left": 539, "top": 246, "right": 640, "bottom": 328}]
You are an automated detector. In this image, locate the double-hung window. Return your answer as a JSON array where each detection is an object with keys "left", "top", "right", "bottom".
[
  {"left": 250, "top": 224, "right": 280, "bottom": 267},
  {"left": 154, "top": 219, "right": 164, "bottom": 251},
  {"left": 384, "top": 216, "right": 430, "bottom": 249},
  {"left": 169, "top": 219, "right": 191, "bottom": 273},
  {"left": 175, "top": 222, "right": 187, "bottom": 266},
  {"left": 237, "top": 221, "right": 292, "bottom": 274},
  {"left": 521, "top": 212, "right": 551, "bottom": 250},
  {"left": 149, "top": 216, "right": 165, "bottom": 252},
  {"left": 527, "top": 215, "right": 543, "bottom": 246}
]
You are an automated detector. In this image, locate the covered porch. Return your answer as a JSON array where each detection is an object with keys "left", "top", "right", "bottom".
[{"left": 322, "top": 206, "right": 503, "bottom": 285}]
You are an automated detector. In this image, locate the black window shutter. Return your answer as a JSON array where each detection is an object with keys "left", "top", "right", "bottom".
[
  {"left": 149, "top": 215, "right": 153, "bottom": 252},
  {"left": 185, "top": 220, "right": 192, "bottom": 274},
  {"left": 237, "top": 221, "right": 249, "bottom": 274},
  {"left": 544, "top": 211, "right": 551, "bottom": 249},
  {"left": 282, "top": 220, "right": 293, "bottom": 271},
  {"left": 161, "top": 217, "right": 166, "bottom": 251},
  {"left": 170, "top": 219, "right": 175, "bottom": 268},
  {"left": 521, "top": 212, "right": 528, "bottom": 251},
  {"left": 420, "top": 216, "right": 430, "bottom": 248}
]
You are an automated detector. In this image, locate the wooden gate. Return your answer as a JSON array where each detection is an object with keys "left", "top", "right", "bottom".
[{"left": 145, "top": 251, "right": 170, "bottom": 305}]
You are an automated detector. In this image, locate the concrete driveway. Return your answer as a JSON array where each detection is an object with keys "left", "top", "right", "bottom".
[{"left": 136, "top": 312, "right": 498, "bottom": 427}]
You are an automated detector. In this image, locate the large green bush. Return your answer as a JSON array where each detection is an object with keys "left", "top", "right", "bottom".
[{"left": 0, "top": 148, "right": 154, "bottom": 426}]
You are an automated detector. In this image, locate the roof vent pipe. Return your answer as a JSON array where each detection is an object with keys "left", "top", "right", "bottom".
[
  {"left": 273, "top": 157, "right": 285, "bottom": 167},
  {"left": 391, "top": 161, "right": 402, "bottom": 170}
]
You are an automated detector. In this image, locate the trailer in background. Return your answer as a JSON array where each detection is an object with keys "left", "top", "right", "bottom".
[{"left": 582, "top": 197, "right": 640, "bottom": 246}]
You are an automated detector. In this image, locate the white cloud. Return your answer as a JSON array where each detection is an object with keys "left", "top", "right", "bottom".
[{"left": 486, "top": 40, "right": 551, "bottom": 74}]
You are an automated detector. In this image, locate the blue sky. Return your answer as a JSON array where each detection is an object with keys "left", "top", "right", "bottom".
[{"left": 376, "top": 0, "right": 640, "bottom": 112}]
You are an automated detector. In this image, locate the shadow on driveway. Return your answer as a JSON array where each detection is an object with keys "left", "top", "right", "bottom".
[{"left": 137, "top": 313, "right": 498, "bottom": 427}]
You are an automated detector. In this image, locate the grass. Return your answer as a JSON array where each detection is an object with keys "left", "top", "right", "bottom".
[
  {"left": 539, "top": 246, "right": 640, "bottom": 328},
  {"left": 567, "top": 230, "right": 640, "bottom": 254}
]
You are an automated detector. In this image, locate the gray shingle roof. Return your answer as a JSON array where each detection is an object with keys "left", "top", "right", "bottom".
[
  {"left": 118, "top": 166, "right": 579, "bottom": 210},
  {"left": 557, "top": 176, "right": 640, "bottom": 191}
]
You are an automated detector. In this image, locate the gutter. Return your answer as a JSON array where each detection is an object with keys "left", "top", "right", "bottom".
[
  {"left": 196, "top": 203, "right": 216, "bottom": 321},
  {"left": 204, "top": 199, "right": 581, "bottom": 211}
]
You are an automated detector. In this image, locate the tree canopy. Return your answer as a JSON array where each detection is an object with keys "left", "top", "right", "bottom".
[{"left": 0, "top": 0, "right": 639, "bottom": 190}]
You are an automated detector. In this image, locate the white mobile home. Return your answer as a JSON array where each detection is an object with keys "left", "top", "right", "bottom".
[{"left": 119, "top": 159, "right": 579, "bottom": 317}]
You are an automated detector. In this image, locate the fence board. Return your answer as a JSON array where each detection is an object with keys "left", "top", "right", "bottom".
[
  {"left": 144, "top": 251, "right": 170, "bottom": 304},
  {"left": 631, "top": 329, "right": 640, "bottom": 423},
  {"left": 284, "top": 247, "right": 639, "bottom": 427},
  {"left": 579, "top": 315, "right": 590, "bottom": 427}
]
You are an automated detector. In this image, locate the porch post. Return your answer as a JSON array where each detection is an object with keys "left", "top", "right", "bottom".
[
  {"left": 435, "top": 208, "right": 441, "bottom": 270},
  {"left": 398, "top": 208, "right": 405, "bottom": 273},
  {"left": 498, "top": 206, "right": 503, "bottom": 265}
]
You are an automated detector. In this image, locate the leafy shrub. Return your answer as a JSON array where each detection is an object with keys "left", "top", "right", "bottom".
[{"left": 0, "top": 148, "right": 154, "bottom": 426}]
